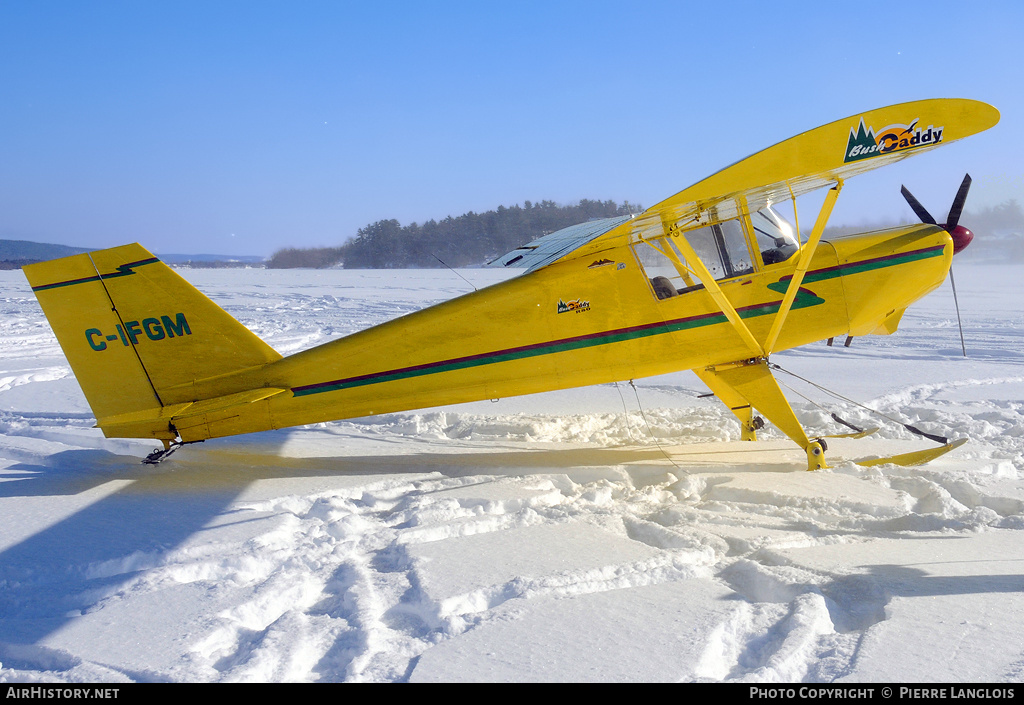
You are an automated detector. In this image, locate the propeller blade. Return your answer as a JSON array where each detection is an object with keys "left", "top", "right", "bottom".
[
  {"left": 901, "top": 178, "right": 971, "bottom": 356},
  {"left": 901, "top": 185, "right": 937, "bottom": 225},
  {"left": 945, "top": 173, "right": 972, "bottom": 231}
]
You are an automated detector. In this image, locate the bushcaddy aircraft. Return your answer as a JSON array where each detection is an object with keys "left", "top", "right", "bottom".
[{"left": 24, "top": 99, "right": 999, "bottom": 469}]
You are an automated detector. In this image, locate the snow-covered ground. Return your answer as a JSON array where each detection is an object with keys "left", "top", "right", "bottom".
[{"left": 1, "top": 262, "right": 1022, "bottom": 683}]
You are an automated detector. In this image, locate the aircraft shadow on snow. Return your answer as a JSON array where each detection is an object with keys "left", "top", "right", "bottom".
[
  {"left": 0, "top": 429, "right": 702, "bottom": 646},
  {"left": 3, "top": 431, "right": 1024, "bottom": 651}
]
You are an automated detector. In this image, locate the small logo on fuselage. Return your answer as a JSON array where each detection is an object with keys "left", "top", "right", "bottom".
[
  {"left": 85, "top": 313, "right": 191, "bottom": 351},
  {"left": 557, "top": 298, "right": 591, "bottom": 314}
]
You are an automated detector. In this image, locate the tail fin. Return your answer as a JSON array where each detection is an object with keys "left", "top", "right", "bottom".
[{"left": 23, "top": 244, "right": 281, "bottom": 439}]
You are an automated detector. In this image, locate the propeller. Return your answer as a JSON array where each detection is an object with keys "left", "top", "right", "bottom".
[
  {"left": 900, "top": 174, "right": 973, "bottom": 356},
  {"left": 901, "top": 173, "right": 974, "bottom": 253}
]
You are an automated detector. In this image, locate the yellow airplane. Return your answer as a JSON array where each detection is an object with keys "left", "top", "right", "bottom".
[{"left": 23, "top": 98, "right": 999, "bottom": 469}]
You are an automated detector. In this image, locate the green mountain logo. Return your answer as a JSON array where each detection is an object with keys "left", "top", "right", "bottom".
[{"left": 844, "top": 119, "right": 879, "bottom": 163}]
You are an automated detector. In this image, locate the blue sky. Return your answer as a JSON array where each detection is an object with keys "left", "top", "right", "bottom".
[{"left": 1, "top": 0, "right": 1021, "bottom": 256}]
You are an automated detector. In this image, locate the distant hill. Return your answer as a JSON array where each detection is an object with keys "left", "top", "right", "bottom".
[
  {"left": 0, "top": 239, "right": 92, "bottom": 262},
  {"left": 156, "top": 253, "right": 265, "bottom": 266},
  {"left": 0, "top": 240, "right": 265, "bottom": 269}
]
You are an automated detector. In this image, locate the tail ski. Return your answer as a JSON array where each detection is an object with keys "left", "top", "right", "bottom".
[{"left": 23, "top": 244, "right": 281, "bottom": 440}]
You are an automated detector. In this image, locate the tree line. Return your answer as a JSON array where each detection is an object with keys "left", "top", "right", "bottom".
[
  {"left": 265, "top": 198, "right": 1024, "bottom": 269},
  {"left": 266, "top": 199, "right": 640, "bottom": 269}
]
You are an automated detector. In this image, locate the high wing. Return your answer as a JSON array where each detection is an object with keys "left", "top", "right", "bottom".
[
  {"left": 487, "top": 97, "right": 997, "bottom": 471},
  {"left": 494, "top": 98, "right": 1000, "bottom": 269}
]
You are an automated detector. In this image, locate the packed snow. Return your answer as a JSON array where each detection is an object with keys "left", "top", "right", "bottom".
[{"left": 1, "top": 262, "right": 1023, "bottom": 683}]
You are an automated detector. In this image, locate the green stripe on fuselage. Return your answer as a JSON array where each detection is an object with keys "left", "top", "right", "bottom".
[
  {"left": 294, "top": 247, "right": 939, "bottom": 397},
  {"left": 769, "top": 245, "right": 945, "bottom": 293},
  {"left": 292, "top": 288, "right": 826, "bottom": 397}
]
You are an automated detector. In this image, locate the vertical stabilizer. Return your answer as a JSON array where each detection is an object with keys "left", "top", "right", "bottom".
[{"left": 23, "top": 244, "right": 282, "bottom": 438}]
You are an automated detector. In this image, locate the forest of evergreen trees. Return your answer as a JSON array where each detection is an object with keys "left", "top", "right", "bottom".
[
  {"left": 266, "top": 199, "right": 640, "bottom": 269},
  {"left": 266, "top": 198, "right": 1024, "bottom": 269}
]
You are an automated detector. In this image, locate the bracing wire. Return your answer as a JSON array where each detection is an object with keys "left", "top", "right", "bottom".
[
  {"left": 612, "top": 382, "right": 635, "bottom": 441},
  {"left": 629, "top": 380, "right": 682, "bottom": 470},
  {"left": 770, "top": 363, "right": 949, "bottom": 445},
  {"left": 775, "top": 377, "right": 868, "bottom": 435}
]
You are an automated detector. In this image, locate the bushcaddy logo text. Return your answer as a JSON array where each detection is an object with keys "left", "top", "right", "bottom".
[
  {"left": 557, "top": 298, "right": 590, "bottom": 314},
  {"left": 844, "top": 117, "right": 943, "bottom": 163}
]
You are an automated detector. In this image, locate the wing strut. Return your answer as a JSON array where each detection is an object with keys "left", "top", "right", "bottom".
[
  {"left": 682, "top": 185, "right": 841, "bottom": 470},
  {"left": 659, "top": 215, "right": 765, "bottom": 357},
  {"left": 763, "top": 181, "right": 842, "bottom": 354}
]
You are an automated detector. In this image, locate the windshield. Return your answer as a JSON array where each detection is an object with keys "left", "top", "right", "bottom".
[{"left": 751, "top": 207, "right": 798, "bottom": 265}]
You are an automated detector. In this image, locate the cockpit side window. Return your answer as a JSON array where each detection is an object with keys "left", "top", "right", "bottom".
[
  {"left": 685, "top": 220, "right": 754, "bottom": 279},
  {"left": 631, "top": 217, "right": 755, "bottom": 300},
  {"left": 632, "top": 237, "right": 695, "bottom": 299},
  {"left": 751, "top": 207, "right": 799, "bottom": 265}
]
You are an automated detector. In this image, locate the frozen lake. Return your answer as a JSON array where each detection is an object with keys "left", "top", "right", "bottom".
[{"left": 1, "top": 262, "right": 1022, "bottom": 682}]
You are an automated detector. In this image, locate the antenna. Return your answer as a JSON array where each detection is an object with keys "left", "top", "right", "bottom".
[{"left": 431, "top": 253, "right": 477, "bottom": 292}]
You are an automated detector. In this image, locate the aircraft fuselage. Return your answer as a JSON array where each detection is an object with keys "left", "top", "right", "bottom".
[{"left": 161, "top": 223, "right": 952, "bottom": 443}]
